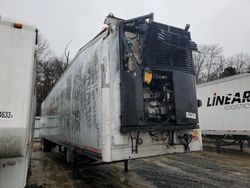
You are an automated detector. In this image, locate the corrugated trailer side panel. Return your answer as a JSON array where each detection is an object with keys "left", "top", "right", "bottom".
[
  {"left": 197, "top": 73, "right": 250, "bottom": 135},
  {"left": 41, "top": 31, "right": 107, "bottom": 156}
]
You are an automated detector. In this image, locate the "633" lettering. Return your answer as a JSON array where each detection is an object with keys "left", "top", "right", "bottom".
[{"left": 0, "top": 111, "right": 14, "bottom": 119}]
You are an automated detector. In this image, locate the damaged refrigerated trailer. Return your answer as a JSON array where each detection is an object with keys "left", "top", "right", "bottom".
[
  {"left": 197, "top": 73, "right": 250, "bottom": 152},
  {"left": 0, "top": 16, "right": 37, "bottom": 188},
  {"left": 40, "top": 13, "right": 202, "bottom": 174}
]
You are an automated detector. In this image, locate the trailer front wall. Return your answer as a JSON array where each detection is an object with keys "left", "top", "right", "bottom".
[
  {"left": 41, "top": 16, "right": 202, "bottom": 162},
  {"left": 106, "top": 19, "right": 202, "bottom": 161},
  {"left": 197, "top": 74, "right": 250, "bottom": 135},
  {"left": 41, "top": 32, "right": 107, "bottom": 153}
]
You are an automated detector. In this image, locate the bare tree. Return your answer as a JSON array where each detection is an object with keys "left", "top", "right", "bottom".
[
  {"left": 35, "top": 35, "right": 70, "bottom": 115},
  {"left": 225, "top": 52, "right": 250, "bottom": 74},
  {"left": 193, "top": 44, "right": 224, "bottom": 83},
  {"left": 64, "top": 40, "right": 71, "bottom": 65},
  {"left": 193, "top": 45, "right": 209, "bottom": 82}
]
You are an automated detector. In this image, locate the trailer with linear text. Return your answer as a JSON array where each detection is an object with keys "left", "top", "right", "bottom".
[{"left": 197, "top": 73, "right": 250, "bottom": 151}]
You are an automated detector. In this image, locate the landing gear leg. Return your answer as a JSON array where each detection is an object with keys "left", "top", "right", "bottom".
[
  {"left": 239, "top": 139, "right": 244, "bottom": 152},
  {"left": 124, "top": 160, "right": 128, "bottom": 172},
  {"left": 72, "top": 150, "right": 80, "bottom": 179},
  {"left": 215, "top": 138, "right": 221, "bottom": 153}
]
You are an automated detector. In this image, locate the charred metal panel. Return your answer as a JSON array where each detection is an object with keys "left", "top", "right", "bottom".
[
  {"left": 120, "top": 68, "right": 144, "bottom": 126},
  {"left": 119, "top": 15, "right": 198, "bottom": 132},
  {"left": 143, "top": 22, "right": 195, "bottom": 74},
  {"left": 173, "top": 71, "right": 198, "bottom": 125}
]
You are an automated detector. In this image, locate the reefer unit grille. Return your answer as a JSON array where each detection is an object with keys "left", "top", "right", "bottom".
[{"left": 143, "top": 22, "right": 195, "bottom": 75}]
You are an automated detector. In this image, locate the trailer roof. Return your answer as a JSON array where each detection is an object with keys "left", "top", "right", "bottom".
[{"left": 197, "top": 73, "right": 250, "bottom": 88}]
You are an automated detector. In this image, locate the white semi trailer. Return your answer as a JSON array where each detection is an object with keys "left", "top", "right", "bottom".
[
  {"left": 0, "top": 16, "right": 37, "bottom": 188},
  {"left": 197, "top": 73, "right": 250, "bottom": 151},
  {"left": 40, "top": 13, "right": 202, "bottom": 177}
]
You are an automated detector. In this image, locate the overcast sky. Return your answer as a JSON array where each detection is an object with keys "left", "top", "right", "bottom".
[{"left": 0, "top": 0, "right": 249, "bottom": 58}]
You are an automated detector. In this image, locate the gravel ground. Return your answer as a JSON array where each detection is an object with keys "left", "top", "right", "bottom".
[{"left": 27, "top": 142, "right": 250, "bottom": 188}]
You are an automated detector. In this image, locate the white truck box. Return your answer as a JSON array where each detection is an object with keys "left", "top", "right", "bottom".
[
  {"left": 0, "top": 16, "right": 37, "bottom": 188},
  {"left": 41, "top": 14, "right": 202, "bottom": 164},
  {"left": 197, "top": 73, "right": 250, "bottom": 136}
]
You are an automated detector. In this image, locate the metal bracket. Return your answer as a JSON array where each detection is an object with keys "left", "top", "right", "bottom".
[
  {"left": 123, "top": 13, "right": 154, "bottom": 24},
  {"left": 178, "top": 134, "right": 193, "bottom": 152},
  {"left": 129, "top": 131, "right": 140, "bottom": 153}
]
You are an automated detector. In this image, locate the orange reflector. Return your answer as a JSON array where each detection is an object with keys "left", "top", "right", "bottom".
[
  {"left": 144, "top": 71, "right": 153, "bottom": 84},
  {"left": 13, "top": 23, "right": 23, "bottom": 29},
  {"left": 192, "top": 129, "right": 199, "bottom": 141}
]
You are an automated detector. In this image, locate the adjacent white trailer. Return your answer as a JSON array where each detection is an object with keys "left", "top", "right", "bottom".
[
  {"left": 0, "top": 16, "right": 37, "bottom": 188},
  {"left": 40, "top": 14, "right": 202, "bottom": 176},
  {"left": 33, "top": 117, "right": 42, "bottom": 141},
  {"left": 197, "top": 73, "right": 250, "bottom": 151}
]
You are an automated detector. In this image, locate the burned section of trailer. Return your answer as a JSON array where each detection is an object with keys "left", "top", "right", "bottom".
[
  {"left": 119, "top": 14, "right": 199, "bottom": 151},
  {"left": 40, "top": 14, "right": 202, "bottom": 178}
]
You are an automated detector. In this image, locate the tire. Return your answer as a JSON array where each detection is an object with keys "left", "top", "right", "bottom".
[
  {"left": 41, "top": 138, "right": 51, "bottom": 152},
  {"left": 72, "top": 151, "right": 80, "bottom": 179}
]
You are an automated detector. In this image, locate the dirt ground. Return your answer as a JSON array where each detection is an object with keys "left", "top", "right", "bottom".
[{"left": 27, "top": 142, "right": 250, "bottom": 188}]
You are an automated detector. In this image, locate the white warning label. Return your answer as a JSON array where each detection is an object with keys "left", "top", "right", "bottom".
[{"left": 186, "top": 112, "right": 196, "bottom": 119}]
